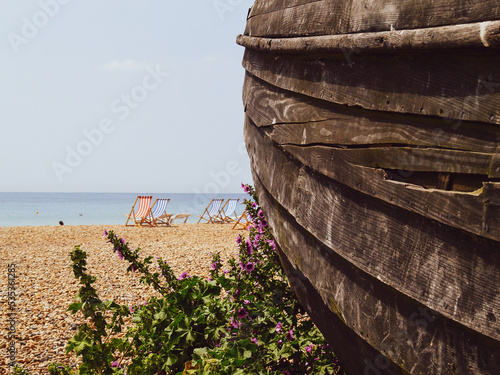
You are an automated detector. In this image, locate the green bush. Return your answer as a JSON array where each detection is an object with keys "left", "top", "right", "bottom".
[{"left": 46, "top": 185, "right": 346, "bottom": 375}]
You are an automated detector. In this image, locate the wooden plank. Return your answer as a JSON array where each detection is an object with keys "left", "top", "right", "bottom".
[
  {"left": 490, "top": 147, "right": 500, "bottom": 178},
  {"left": 255, "top": 175, "right": 500, "bottom": 375},
  {"left": 348, "top": 0, "right": 500, "bottom": 33},
  {"left": 238, "top": 21, "right": 500, "bottom": 54},
  {"left": 245, "top": 117, "right": 500, "bottom": 345},
  {"left": 245, "top": 0, "right": 500, "bottom": 37},
  {"left": 245, "top": 0, "right": 352, "bottom": 37},
  {"left": 268, "top": 128, "right": 493, "bottom": 240},
  {"left": 242, "top": 48, "right": 500, "bottom": 125},
  {"left": 280, "top": 144, "right": 493, "bottom": 175},
  {"left": 248, "top": 0, "right": 321, "bottom": 18},
  {"left": 278, "top": 141, "right": 494, "bottom": 240},
  {"left": 243, "top": 73, "right": 500, "bottom": 153},
  {"left": 483, "top": 182, "right": 500, "bottom": 239}
]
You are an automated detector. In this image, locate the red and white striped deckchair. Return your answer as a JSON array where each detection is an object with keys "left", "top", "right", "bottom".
[{"left": 125, "top": 196, "right": 153, "bottom": 226}]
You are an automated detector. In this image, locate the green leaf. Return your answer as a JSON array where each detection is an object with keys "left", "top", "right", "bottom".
[
  {"left": 67, "top": 336, "right": 92, "bottom": 355},
  {"left": 67, "top": 302, "right": 82, "bottom": 313},
  {"left": 165, "top": 353, "right": 179, "bottom": 367}
]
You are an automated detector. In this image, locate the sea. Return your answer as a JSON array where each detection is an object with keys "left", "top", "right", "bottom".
[{"left": 0, "top": 192, "right": 248, "bottom": 227}]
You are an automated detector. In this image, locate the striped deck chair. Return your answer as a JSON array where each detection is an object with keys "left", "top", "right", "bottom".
[
  {"left": 216, "top": 198, "right": 239, "bottom": 223},
  {"left": 125, "top": 196, "right": 153, "bottom": 226},
  {"left": 150, "top": 198, "right": 171, "bottom": 226},
  {"left": 197, "top": 198, "right": 224, "bottom": 223},
  {"left": 232, "top": 209, "right": 252, "bottom": 230}
]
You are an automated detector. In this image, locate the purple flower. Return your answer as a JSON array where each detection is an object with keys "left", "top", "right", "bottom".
[
  {"left": 251, "top": 337, "right": 259, "bottom": 345},
  {"left": 236, "top": 235, "right": 243, "bottom": 244},
  {"left": 210, "top": 262, "right": 218, "bottom": 270},
  {"left": 242, "top": 183, "right": 251, "bottom": 193},
  {"left": 230, "top": 317, "right": 240, "bottom": 328},
  {"left": 268, "top": 240, "right": 276, "bottom": 251},
  {"left": 131, "top": 265, "right": 136, "bottom": 273},
  {"left": 244, "top": 262, "right": 255, "bottom": 272},
  {"left": 120, "top": 237, "right": 125, "bottom": 244},
  {"left": 116, "top": 250, "right": 124, "bottom": 260},
  {"left": 287, "top": 329, "right": 294, "bottom": 341},
  {"left": 129, "top": 305, "right": 134, "bottom": 314},
  {"left": 305, "top": 344, "right": 312, "bottom": 353},
  {"left": 244, "top": 299, "right": 250, "bottom": 305},
  {"left": 179, "top": 272, "right": 188, "bottom": 280},
  {"left": 257, "top": 210, "right": 264, "bottom": 219},
  {"left": 235, "top": 288, "right": 241, "bottom": 295},
  {"left": 276, "top": 322, "right": 282, "bottom": 332},
  {"left": 104, "top": 230, "right": 108, "bottom": 236},
  {"left": 111, "top": 361, "right": 119, "bottom": 368},
  {"left": 246, "top": 239, "right": 253, "bottom": 255},
  {"left": 237, "top": 308, "right": 248, "bottom": 319}
]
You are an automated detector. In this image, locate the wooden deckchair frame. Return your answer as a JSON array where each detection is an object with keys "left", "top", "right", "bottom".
[
  {"left": 197, "top": 198, "right": 224, "bottom": 223},
  {"left": 232, "top": 209, "right": 252, "bottom": 230},
  {"left": 125, "top": 195, "right": 153, "bottom": 226}
]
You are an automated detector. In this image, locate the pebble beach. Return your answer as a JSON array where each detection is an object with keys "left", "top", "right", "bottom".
[{"left": 0, "top": 224, "right": 243, "bottom": 374}]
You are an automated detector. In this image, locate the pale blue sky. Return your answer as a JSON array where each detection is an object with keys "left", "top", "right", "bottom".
[{"left": 0, "top": 0, "right": 254, "bottom": 193}]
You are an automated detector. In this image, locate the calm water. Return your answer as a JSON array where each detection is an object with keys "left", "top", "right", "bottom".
[{"left": 0, "top": 192, "right": 248, "bottom": 227}]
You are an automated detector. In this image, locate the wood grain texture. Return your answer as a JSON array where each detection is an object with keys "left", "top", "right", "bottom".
[
  {"left": 281, "top": 145, "right": 493, "bottom": 175},
  {"left": 240, "top": 2, "right": 500, "bottom": 373},
  {"left": 245, "top": 0, "right": 351, "bottom": 37},
  {"left": 248, "top": 0, "right": 321, "bottom": 18},
  {"left": 243, "top": 73, "right": 500, "bottom": 153},
  {"left": 245, "top": 117, "right": 500, "bottom": 345},
  {"left": 277, "top": 142, "right": 500, "bottom": 240},
  {"left": 246, "top": 0, "right": 500, "bottom": 37},
  {"left": 238, "top": 21, "right": 500, "bottom": 54},
  {"left": 242, "top": 48, "right": 500, "bottom": 126},
  {"left": 242, "top": 73, "right": 499, "bottom": 240},
  {"left": 255, "top": 175, "right": 500, "bottom": 375}
]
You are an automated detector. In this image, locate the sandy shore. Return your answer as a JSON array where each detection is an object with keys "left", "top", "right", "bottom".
[{"left": 0, "top": 224, "right": 243, "bottom": 374}]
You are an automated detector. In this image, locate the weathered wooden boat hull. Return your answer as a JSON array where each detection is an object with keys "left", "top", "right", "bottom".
[{"left": 238, "top": 1, "right": 500, "bottom": 374}]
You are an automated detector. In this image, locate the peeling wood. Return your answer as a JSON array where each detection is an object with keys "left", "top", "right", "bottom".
[
  {"left": 245, "top": 119, "right": 500, "bottom": 346},
  {"left": 255, "top": 175, "right": 500, "bottom": 375},
  {"left": 243, "top": 73, "right": 500, "bottom": 153},
  {"left": 242, "top": 48, "right": 500, "bottom": 126}
]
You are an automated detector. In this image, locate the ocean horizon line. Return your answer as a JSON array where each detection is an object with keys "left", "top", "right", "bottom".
[{"left": 0, "top": 192, "right": 249, "bottom": 227}]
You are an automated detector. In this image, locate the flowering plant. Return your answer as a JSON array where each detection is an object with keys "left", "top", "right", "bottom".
[{"left": 46, "top": 185, "right": 346, "bottom": 375}]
